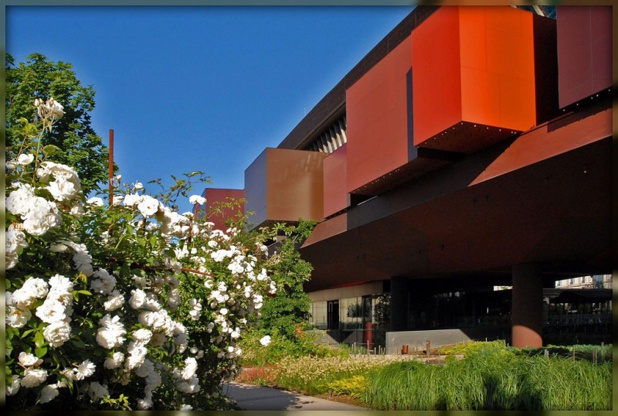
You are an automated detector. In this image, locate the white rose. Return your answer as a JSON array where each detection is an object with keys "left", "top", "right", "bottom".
[
  {"left": 21, "top": 368, "right": 48, "bottom": 388},
  {"left": 35, "top": 299, "right": 67, "bottom": 323},
  {"left": 137, "top": 195, "right": 160, "bottom": 217},
  {"left": 39, "top": 384, "right": 59, "bottom": 403},
  {"left": 88, "top": 381, "right": 109, "bottom": 401},
  {"left": 18, "top": 352, "right": 43, "bottom": 367},
  {"left": 6, "top": 375, "right": 21, "bottom": 396},
  {"left": 86, "top": 197, "right": 104, "bottom": 206},
  {"left": 259, "top": 335, "right": 272, "bottom": 347},
  {"left": 189, "top": 195, "right": 206, "bottom": 205},
  {"left": 104, "top": 352, "right": 125, "bottom": 369},
  {"left": 43, "top": 321, "right": 71, "bottom": 347},
  {"left": 123, "top": 193, "right": 141, "bottom": 207}
]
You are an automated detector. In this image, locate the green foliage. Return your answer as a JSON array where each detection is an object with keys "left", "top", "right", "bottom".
[
  {"left": 5, "top": 102, "right": 276, "bottom": 411},
  {"left": 258, "top": 220, "right": 316, "bottom": 339},
  {"left": 363, "top": 343, "right": 612, "bottom": 411},
  {"left": 6, "top": 53, "right": 111, "bottom": 193},
  {"left": 239, "top": 329, "right": 345, "bottom": 367},
  {"left": 328, "top": 375, "right": 368, "bottom": 399}
]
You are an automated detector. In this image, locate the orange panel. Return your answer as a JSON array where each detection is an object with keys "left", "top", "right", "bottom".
[
  {"left": 346, "top": 36, "right": 412, "bottom": 194},
  {"left": 323, "top": 144, "right": 349, "bottom": 217},
  {"left": 266, "top": 148, "right": 327, "bottom": 223},
  {"left": 413, "top": 6, "right": 538, "bottom": 151},
  {"left": 411, "top": 6, "right": 462, "bottom": 147}
]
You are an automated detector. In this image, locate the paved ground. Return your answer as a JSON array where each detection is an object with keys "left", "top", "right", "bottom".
[{"left": 222, "top": 381, "right": 369, "bottom": 411}]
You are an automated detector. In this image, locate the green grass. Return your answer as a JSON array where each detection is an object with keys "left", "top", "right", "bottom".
[{"left": 363, "top": 343, "right": 612, "bottom": 410}]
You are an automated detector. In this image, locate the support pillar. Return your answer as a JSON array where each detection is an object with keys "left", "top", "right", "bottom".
[
  {"left": 390, "top": 276, "right": 411, "bottom": 331},
  {"left": 511, "top": 263, "right": 543, "bottom": 348}
]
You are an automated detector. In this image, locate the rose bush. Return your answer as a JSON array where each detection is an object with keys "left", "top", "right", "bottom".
[{"left": 5, "top": 97, "right": 277, "bottom": 410}]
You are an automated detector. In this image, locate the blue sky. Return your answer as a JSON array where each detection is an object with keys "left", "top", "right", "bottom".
[{"left": 6, "top": 5, "right": 414, "bottom": 214}]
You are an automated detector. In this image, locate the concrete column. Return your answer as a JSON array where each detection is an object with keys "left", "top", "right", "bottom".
[
  {"left": 390, "top": 276, "right": 410, "bottom": 331},
  {"left": 511, "top": 263, "right": 543, "bottom": 348}
]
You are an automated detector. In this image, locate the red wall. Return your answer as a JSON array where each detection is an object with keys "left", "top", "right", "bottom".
[
  {"left": 346, "top": 37, "right": 412, "bottom": 195},
  {"left": 412, "top": 6, "right": 537, "bottom": 151},
  {"left": 203, "top": 188, "right": 245, "bottom": 231},
  {"left": 556, "top": 6, "right": 612, "bottom": 108},
  {"left": 323, "top": 144, "right": 349, "bottom": 218}
]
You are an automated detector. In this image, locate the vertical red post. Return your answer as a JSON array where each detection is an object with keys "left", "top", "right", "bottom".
[{"left": 109, "top": 129, "right": 114, "bottom": 208}]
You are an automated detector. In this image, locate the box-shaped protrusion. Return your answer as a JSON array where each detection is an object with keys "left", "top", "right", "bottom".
[
  {"left": 244, "top": 148, "right": 327, "bottom": 228},
  {"left": 346, "top": 37, "right": 413, "bottom": 195},
  {"left": 323, "top": 144, "right": 349, "bottom": 218},
  {"left": 198, "top": 188, "right": 245, "bottom": 231},
  {"left": 411, "top": 6, "right": 546, "bottom": 153},
  {"left": 556, "top": 6, "right": 612, "bottom": 109}
]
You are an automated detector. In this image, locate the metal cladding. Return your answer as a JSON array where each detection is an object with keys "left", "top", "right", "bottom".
[
  {"left": 244, "top": 148, "right": 327, "bottom": 227},
  {"left": 201, "top": 188, "right": 245, "bottom": 231},
  {"left": 224, "top": 6, "right": 611, "bottom": 297},
  {"left": 556, "top": 6, "right": 612, "bottom": 109}
]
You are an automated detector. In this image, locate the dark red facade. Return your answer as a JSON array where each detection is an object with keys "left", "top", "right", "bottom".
[{"left": 199, "top": 6, "right": 612, "bottom": 348}]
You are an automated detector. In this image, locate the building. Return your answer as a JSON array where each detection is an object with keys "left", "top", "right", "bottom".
[{"left": 199, "top": 6, "right": 613, "bottom": 349}]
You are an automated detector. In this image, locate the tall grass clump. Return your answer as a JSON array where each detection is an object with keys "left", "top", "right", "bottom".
[{"left": 363, "top": 343, "right": 611, "bottom": 411}]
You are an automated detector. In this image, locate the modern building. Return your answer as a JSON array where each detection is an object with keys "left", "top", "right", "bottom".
[{"left": 198, "top": 5, "right": 613, "bottom": 349}]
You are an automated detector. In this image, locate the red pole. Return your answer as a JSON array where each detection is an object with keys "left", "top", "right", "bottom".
[{"left": 109, "top": 129, "right": 114, "bottom": 208}]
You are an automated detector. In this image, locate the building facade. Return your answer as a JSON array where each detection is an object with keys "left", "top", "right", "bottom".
[{"left": 200, "top": 6, "right": 613, "bottom": 348}]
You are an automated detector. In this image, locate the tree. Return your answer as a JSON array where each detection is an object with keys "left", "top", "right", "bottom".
[
  {"left": 258, "top": 220, "right": 315, "bottom": 340},
  {"left": 6, "top": 53, "right": 111, "bottom": 194}
]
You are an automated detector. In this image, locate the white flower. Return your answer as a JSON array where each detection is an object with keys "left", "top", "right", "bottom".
[
  {"left": 86, "top": 196, "right": 104, "bottom": 206},
  {"left": 43, "top": 321, "right": 71, "bottom": 347},
  {"left": 133, "top": 181, "right": 144, "bottom": 190},
  {"left": 18, "top": 352, "right": 43, "bottom": 367},
  {"left": 46, "top": 178, "right": 78, "bottom": 202},
  {"left": 137, "top": 398, "right": 154, "bottom": 410},
  {"left": 35, "top": 298, "right": 67, "bottom": 323},
  {"left": 176, "top": 376, "right": 201, "bottom": 394},
  {"left": 135, "top": 358, "right": 155, "bottom": 378},
  {"left": 123, "top": 193, "right": 141, "bottom": 207},
  {"left": 189, "top": 195, "right": 206, "bottom": 205},
  {"left": 129, "top": 289, "right": 147, "bottom": 309},
  {"left": 6, "top": 375, "right": 20, "bottom": 396},
  {"left": 21, "top": 197, "right": 62, "bottom": 236},
  {"left": 88, "top": 382, "right": 109, "bottom": 401},
  {"left": 48, "top": 274, "right": 74, "bottom": 304},
  {"left": 39, "top": 384, "right": 59, "bottom": 403},
  {"left": 6, "top": 153, "right": 35, "bottom": 169},
  {"left": 6, "top": 304, "right": 32, "bottom": 328},
  {"left": 6, "top": 182, "right": 36, "bottom": 216},
  {"left": 96, "top": 314, "right": 126, "bottom": 349},
  {"left": 104, "top": 352, "right": 125, "bottom": 369},
  {"left": 12, "top": 277, "right": 49, "bottom": 309},
  {"left": 74, "top": 360, "right": 96, "bottom": 380},
  {"left": 36, "top": 97, "right": 64, "bottom": 119},
  {"left": 21, "top": 368, "right": 48, "bottom": 388},
  {"left": 90, "top": 268, "right": 116, "bottom": 294},
  {"left": 259, "top": 335, "right": 272, "bottom": 347},
  {"left": 5, "top": 224, "right": 28, "bottom": 270},
  {"left": 189, "top": 299, "right": 202, "bottom": 321},
  {"left": 132, "top": 328, "right": 153, "bottom": 345},
  {"left": 103, "top": 290, "right": 125, "bottom": 312},
  {"left": 181, "top": 357, "right": 198, "bottom": 380},
  {"left": 126, "top": 343, "right": 148, "bottom": 370},
  {"left": 137, "top": 195, "right": 160, "bottom": 217}
]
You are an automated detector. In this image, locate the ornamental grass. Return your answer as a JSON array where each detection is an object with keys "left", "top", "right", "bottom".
[{"left": 363, "top": 344, "right": 612, "bottom": 411}]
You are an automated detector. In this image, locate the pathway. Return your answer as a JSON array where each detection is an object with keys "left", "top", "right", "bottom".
[{"left": 222, "top": 381, "right": 369, "bottom": 411}]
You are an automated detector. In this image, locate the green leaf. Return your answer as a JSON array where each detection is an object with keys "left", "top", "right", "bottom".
[
  {"left": 42, "top": 144, "right": 63, "bottom": 158},
  {"left": 33, "top": 330, "right": 45, "bottom": 348},
  {"left": 35, "top": 346, "right": 47, "bottom": 358}
]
